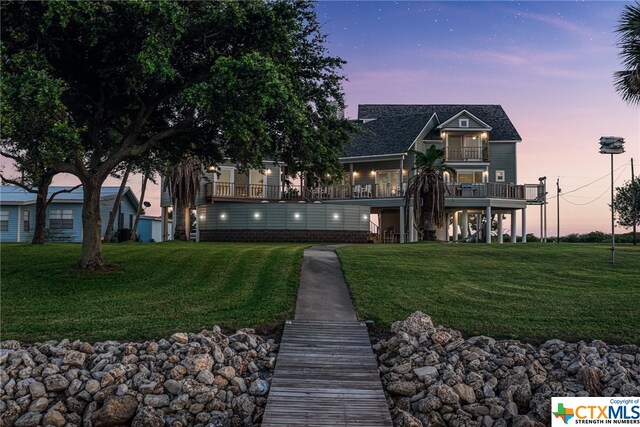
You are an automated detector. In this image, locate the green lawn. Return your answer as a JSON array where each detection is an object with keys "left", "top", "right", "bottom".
[
  {"left": 337, "top": 243, "right": 640, "bottom": 344},
  {"left": 1, "top": 242, "right": 306, "bottom": 342}
]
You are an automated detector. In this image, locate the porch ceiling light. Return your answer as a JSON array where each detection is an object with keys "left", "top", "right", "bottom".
[
  {"left": 207, "top": 166, "right": 217, "bottom": 172},
  {"left": 265, "top": 168, "right": 272, "bottom": 175},
  {"left": 362, "top": 214, "right": 369, "bottom": 221},
  {"left": 293, "top": 212, "right": 301, "bottom": 219},
  {"left": 220, "top": 213, "right": 227, "bottom": 220},
  {"left": 332, "top": 213, "right": 340, "bottom": 220},
  {"left": 370, "top": 170, "right": 376, "bottom": 176},
  {"left": 253, "top": 212, "right": 261, "bottom": 219}
]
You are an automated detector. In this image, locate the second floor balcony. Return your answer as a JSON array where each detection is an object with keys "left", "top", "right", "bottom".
[{"left": 205, "top": 181, "right": 543, "bottom": 203}]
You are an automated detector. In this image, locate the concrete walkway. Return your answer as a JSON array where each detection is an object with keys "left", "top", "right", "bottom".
[
  {"left": 262, "top": 246, "right": 392, "bottom": 427},
  {"left": 294, "top": 245, "right": 357, "bottom": 322}
]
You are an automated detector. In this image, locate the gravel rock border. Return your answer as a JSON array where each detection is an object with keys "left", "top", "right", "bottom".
[
  {"left": 375, "top": 312, "right": 640, "bottom": 427},
  {"left": 0, "top": 326, "right": 277, "bottom": 427}
]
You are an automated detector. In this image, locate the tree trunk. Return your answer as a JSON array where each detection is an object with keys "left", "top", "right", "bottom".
[
  {"left": 78, "top": 179, "right": 106, "bottom": 269},
  {"left": 173, "top": 198, "right": 188, "bottom": 241},
  {"left": 32, "top": 174, "right": 54, "bottom": 244},
  {"left": 130, "top": 172, "right": 149, "bottom": 240},
  {"left": 103, "top": 166, "right": 131, "bottom": 241}
]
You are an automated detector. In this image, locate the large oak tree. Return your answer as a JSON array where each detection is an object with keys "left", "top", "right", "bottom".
[{"left": 1, "top": 0, "right": 352, "bottom": 268}]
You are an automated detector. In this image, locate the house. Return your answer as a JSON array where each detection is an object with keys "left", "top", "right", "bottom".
[
  {"left": 159, "top": 104, "right": 544, "bottom": 243},
  {"left": 0, "top": 186, "right": 139, "bottom": 243}
]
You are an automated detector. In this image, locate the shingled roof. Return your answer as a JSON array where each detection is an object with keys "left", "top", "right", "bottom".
[
  {"left": 356, "top": 103, "right": 521, "bottom": 146},
  {"left": 341, "top": 113, "right": 434, "bottom": 158}
]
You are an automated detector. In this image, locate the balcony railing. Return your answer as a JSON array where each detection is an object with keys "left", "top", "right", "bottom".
[
  {"left": 446, "top": 146, "right": 489, "bottom": 162},
  {"left": 206, "top": 181, "right": 542, "bottom": 202}
]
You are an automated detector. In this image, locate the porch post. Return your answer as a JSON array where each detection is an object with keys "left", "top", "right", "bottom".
[
  {"left": 485, "top": 206, "right": 492, "bottom": 244},
  {"left": 452, "top": 211, "right": 459, "bottom": 242},
  {"left": 17, "top": 205, "right": 22, "bottom": 242},
  {"left": 497, "top": 213, "right": 504, "bottom": 244},
  {"left": 461, "top": 210, "right": 468, "bottom": 239},
  {"left": 408, "top": 205, "right": 414, "bottom": 242},
  {"left": 522, "top": 208, "right": 527, "bottom": 243},
  {"left": 399, "top": 206, "right": 405, "bottom": 243},
  {"left": 399, "top": 157, "right": 404, "bottom": 194},
  {"left": 195, "top": 208, "right": 200, "bottom": 242},
  {"left": 511, "top": 210, "right": 517, "bottom": 243},
  {"left": 350, "top": 163, "right": 355, "bottom": 186},
  {"left": 476, "top": 213, "right": 481, "bottom": 243}
]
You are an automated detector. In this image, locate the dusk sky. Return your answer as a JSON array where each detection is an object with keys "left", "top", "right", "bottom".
[
  {"left": 313, "top": 0, "right": 639, "bottom": 236},
  {"left": 30, "top": 1, "right": 640, "bottom": 236}
]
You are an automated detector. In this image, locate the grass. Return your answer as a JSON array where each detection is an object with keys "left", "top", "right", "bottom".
[
  {"left": 1, "top": 241, "right": 307, "bottom": 343},
  {"left": 337, "top": 243, "right": 640, "bottom": 344}
]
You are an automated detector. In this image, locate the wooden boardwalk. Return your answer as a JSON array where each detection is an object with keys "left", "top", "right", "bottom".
[{"left": 262, "top": 320, "right": 392, "bottom": 426}]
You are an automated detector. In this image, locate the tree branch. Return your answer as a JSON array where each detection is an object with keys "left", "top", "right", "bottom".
[
  {"left": 0, "top": 174, "right": 36, "bottom": 192},
  {"left": 47, "top": 184, "right": 82, "bottom": 205},
  {"left": 0, "top": 150, "right": 24, "bottom": 162}
]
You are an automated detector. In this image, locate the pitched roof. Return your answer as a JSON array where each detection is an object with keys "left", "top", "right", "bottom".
[
  {"left": 341, "top": 113, "right": 432, "bottom": 158},
  {"left": 357, "top": 104, "right": 522, "bottom": 142},
  {"left": 0, "top": 185, "right": 137, "bottom": 206}
]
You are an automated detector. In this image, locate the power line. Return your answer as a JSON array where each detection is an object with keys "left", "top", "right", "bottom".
[
  {"left": 560, "top": 167, "right": 628, "bottom": 206},
  {"left": 560, "top": 164, "right": 627, "bottom": 196}
]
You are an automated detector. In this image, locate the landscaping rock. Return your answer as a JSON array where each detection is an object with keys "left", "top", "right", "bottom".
[
  {"left": 376, "top": 311, "right": 640, "bottom": 427},
  {"left": 0, "top": 326, "right": 275, "bottom": 427},
  {"left": 92, "top": 395, "right": 138, "bottom": 426}
]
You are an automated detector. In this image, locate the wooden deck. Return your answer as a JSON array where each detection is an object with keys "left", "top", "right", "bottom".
[{"left": 262, "top": 320, "right": 392, "bottom": 427}]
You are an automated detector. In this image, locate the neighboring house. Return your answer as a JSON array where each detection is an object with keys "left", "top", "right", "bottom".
[
  {"left": 160, "top": 104, "right": 544, "bottom": 243},
  {"left": 0, "top": 186, "right": 139, "bottom": 243}
]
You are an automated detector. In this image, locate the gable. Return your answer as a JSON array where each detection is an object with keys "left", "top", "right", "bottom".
[{"left": 437, "top": 110, "right": 492, "bottom": 131}]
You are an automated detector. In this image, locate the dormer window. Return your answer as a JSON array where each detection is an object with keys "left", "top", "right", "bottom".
[{"left": 459, "top": 119, "right": 469, "bottom": 127}]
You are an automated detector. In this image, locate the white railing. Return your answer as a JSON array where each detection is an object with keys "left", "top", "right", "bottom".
[{"left": 206, "top": 182, "right": 538, "bottom": 202}]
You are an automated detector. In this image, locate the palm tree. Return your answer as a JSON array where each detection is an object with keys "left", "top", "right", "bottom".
[
  {"left": 404, "top": 144, "right": 454, "bottom": 240},
  {"left": 165, "top": 156, "right": 203, "bottom": 241},
  {"left": 615, "top": 1, "right": 640, "bottom": 105}
]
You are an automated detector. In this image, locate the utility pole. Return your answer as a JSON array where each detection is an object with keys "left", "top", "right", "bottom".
[
  {"left": 632, "top": 158, "right": 637, "bottom": 246},
  {"left": 556, "top": 177, "right": 561, "bottom": 243}
]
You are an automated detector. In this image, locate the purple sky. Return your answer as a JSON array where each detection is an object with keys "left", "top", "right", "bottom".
[
  {"left": 10, "top": 1, "right": 639, "bottom": 236},
  {"left": 314, "top": 0, "right": 640, "bottom": 235}
]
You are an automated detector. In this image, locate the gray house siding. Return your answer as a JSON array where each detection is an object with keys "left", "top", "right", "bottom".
[
  {"left": 488, "top": 142, "right": 517, "bottom": 183},
  {"left": 441, "top": 113, "right": 487, "bottom": 130}
]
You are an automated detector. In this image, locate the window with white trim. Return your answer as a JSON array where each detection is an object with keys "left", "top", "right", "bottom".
[
  {"left": 23, "top": 210, "right": 30, "bottom": 231},
  {"left": 496, "top": 170, "right": 505, "bottom": 182},
  {"left": 459, "top": 118, "right": 469, "bottom": 127},
  {"left": 0, "top": 211, "right": 8, "bottom": 231},
  {"left": 50, "top": 209, "right": 74, "bottom": 229}
]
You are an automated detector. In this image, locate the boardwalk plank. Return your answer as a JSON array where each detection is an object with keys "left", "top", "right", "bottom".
[{"left": 262, "top": 320, "right": 392, "bottom": 427}]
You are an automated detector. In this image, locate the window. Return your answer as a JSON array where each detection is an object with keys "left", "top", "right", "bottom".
[
  {"left": 0, "top": 211, "right": 8, "bottom": 231},
  {"left": 496, "top": 170, "right": 505, "bottom": 182},
  {"left": 129, "top": 214, "right": 133, "bottom": 229},
  {"left": 50, "top": 209, "right": 73, "bottom": 229},
  {"left": 118, "top": 212, "right": 124, "bottom": 229},
  {"left": 459, "top": 119, "right": 469, "bottom": 127},
  {"left": 455, "top": 171, "right": 484, "bottom": 183},
  {"left": 23, "top": 210, "right": 30, "bottom": 231}
]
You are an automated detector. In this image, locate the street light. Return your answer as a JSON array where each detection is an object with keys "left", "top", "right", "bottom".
[{"left": 599, "top": 136, "right": 625, "bottom": 264}]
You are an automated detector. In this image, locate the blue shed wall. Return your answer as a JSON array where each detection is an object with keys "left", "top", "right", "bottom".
[{"left": 0, "top": 206, "right": 19, "bottom": 242}]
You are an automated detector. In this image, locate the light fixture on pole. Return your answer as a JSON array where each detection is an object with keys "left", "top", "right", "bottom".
[{"left": 599, "top": 136, "right": 625, "bottom": 264}]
